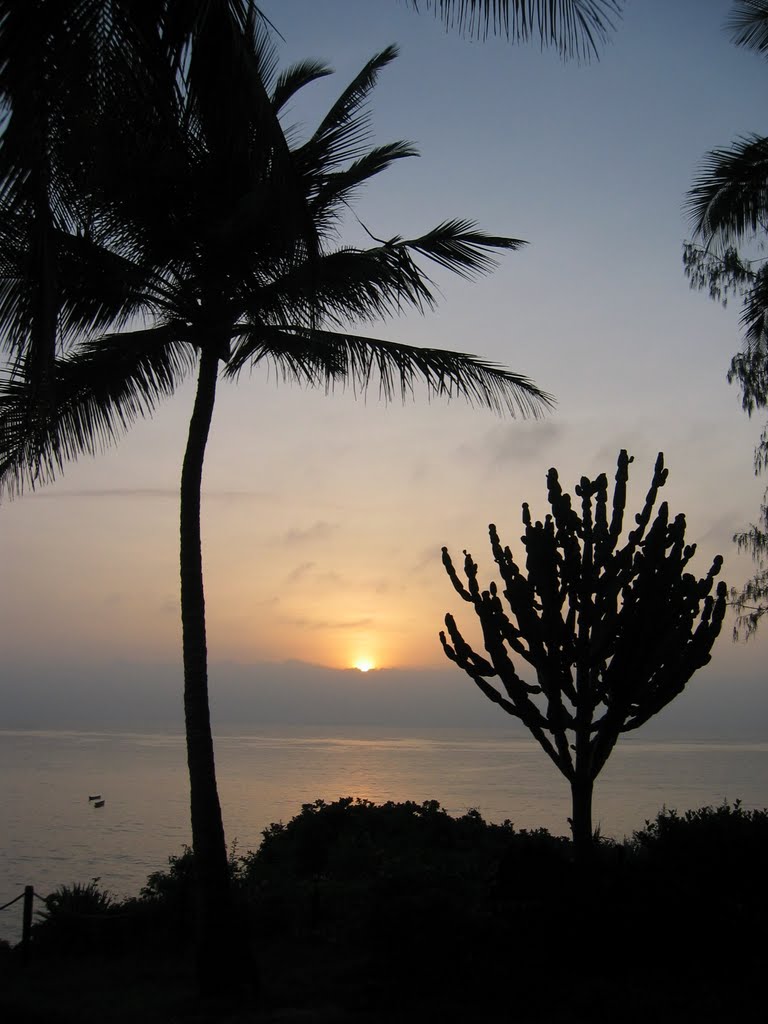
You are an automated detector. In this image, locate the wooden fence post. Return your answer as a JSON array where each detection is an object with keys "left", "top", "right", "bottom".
[{"left": 21, "top": 885, "right": 33, "bottom": 955}]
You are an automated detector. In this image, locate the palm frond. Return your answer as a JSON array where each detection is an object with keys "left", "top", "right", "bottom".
[
  {"left": 161, "top": 0, "right": 255, "bottom": 73},
  {"left": 295, "top": 46, "right": 399, "bottom": 171},
  {"left": 0, "top": 1, "right": 79, "bottom": 383},
  {"left": 272, "top": 59, "right": 333, "bottom": 114},
  {"left": 0, "top": 326, "right": 194, "bottom": 497},
  {"left": 0, "top": 0, "right": 177, "bottom": 387},
  {"left": 686, "top": 134, "right": 768, "bottom": 248},
  {"left": 181, "top": 2, "right": 287, "bottom": 203},
  {"left": 0, "top": 219, "right": 168, "bottom": 358},
  {"left": 237, "top": 245, "right": 439, "bottom": 329},
  {"left": 409, "top": 1, "right": 622, "bottom": 60},
  {"left": 392, "top": 219, "right": 527, "bottom": 278},
  {"left": 225, "top": 323, "right": 553, "bottom": 417},
  {"left": 309, "top": 142, "right": 419, "bottom": 230},
  {"left": 236, "top": 221, "right": 527, "bottom": 333},
  {"left": 726, "top": 0, "right": 768, "bottom": 57}
]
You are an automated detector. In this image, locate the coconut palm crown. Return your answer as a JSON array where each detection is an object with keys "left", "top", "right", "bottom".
[{"left": 0, "top": 39, "right": 550, "bottom": 494}]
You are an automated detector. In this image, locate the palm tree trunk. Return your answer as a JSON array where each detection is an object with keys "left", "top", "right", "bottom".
[{"left": 180, "top": 346, "right": 238, "bottom": 996}]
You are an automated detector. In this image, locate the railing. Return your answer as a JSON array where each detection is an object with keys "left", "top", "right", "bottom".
[
  {"left": 1, "top": 884, "right": 139, "bottom": 954},
  {"left": 0, "top": 886, "right": 46, "bottom": 953}
]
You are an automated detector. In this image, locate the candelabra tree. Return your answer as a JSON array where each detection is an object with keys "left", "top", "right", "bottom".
[{"left": 440, "top": 451, "right": 727, "bottom": 857}]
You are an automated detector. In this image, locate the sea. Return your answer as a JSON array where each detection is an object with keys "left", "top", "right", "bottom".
[{"left": 1, "top": 725, "right": 767, "bottom": 944}]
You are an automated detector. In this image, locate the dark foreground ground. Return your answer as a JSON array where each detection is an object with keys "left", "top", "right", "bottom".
[{"left": 1, "top": 798, "right": 765, "bottom": 1023}]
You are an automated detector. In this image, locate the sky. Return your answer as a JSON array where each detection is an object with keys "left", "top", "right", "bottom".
[{"left": 1, "top": 0, "right": 767, "bottom": 736}]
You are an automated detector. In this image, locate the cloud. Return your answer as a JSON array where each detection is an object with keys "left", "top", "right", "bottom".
[
  {"left": 0, "top": 658, "right": 503, "bottom": 729},
  {"left": 32, "top": 488, "right": 272, "bottom": 502},
  {"left": 284, "top": 563, "right": 393, "bottom": 598},
  {"left": 315, "top": 569, "right": 345, "bottom": 586},
  {"left": 3, "top": 658, "right": 763, "bottom": 737},
  {"left": 592, "top": 434, "right": 649, "bottom": 469},
  {"left": 371, "top": 578, "right": 392, "bottom": 595},
  {"left": 285, "top": 561, "right": 316, "bottom": 583},
  {"left": 412, "top": 545, "right": 445, "bottom": 574},
  {"left": 280, "top": 521, "right": 338, "bottom": 545},
  {"left": 280, "top": 615, "right": 375, "bottom": 631},
  {"left": 284, "top": 564, "right": 347, "bottom": 589},
  {"left": 696, "top": 514, "right": 743, "bottom": 552},
  {"left": 457, "top": 421, "right": 564, "bottom": 467},
  {"left": 34, "top": 487, "right": 179, "bottom": 500}
]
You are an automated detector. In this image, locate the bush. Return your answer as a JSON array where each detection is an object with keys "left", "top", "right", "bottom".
[
  {"left": 241, "top": 797, "right": 518, "bottom": 885},
  {"left": 31, "top": 881, "right": 121, "bottom": 953},
  {"left": 628, "top": 800, "right": 768, "bottom": 909},
  {"left": 20, "top": 799, "right": 767, "bottom": 1018},
  {"left": 632, "top": 799, "right": 768, "bottom": 852}
]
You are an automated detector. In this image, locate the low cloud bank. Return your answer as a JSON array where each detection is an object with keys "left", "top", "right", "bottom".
[
  {"left": 1, "top": 659, "right": 765, "bottom": 739},
  {"left": 1, "top": 660, "right": 499, "bottom": 731}
]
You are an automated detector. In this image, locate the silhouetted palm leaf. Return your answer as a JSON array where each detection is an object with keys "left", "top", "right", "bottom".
[
  {"left": 294, "top": 46, "right": 399, "bottom": 172},
  {"left": 309, "top": 143, "right": 419, "bottom": 234},
  {"left": 0, "top": 0, "right": 163, "bottom": 383},
  {"left": 272, "top": 59, "right": 333, "bottom": 114},
  {"left": 686, "top": 134, "right": 768, "bottom": 249},
  {"left": 0, "top": 328, "right": 193, "bottom": 494},
  {"left": 408, "top": 0, "right": 622, "bottom": 59},
  {"left": 727, "top": 0, "right": 768, "bottom": 57},
  {"left": 227, "top": 323, "right": 550, "bottom": 417},
  {"left": 233, "top": 223, "right": 527, "bottom": 334}
]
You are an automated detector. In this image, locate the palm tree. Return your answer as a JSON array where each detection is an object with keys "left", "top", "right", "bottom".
[
  {"left": 0, "top": 1, "right": 551, "bottom": 992},
  {"left": 684, "top": 0, "right": 768, "bottom": 640}
]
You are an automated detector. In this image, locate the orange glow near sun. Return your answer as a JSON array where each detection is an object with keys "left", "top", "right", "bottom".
[{"left": 353, "top": 658, "right": 376, "bottom": 672}]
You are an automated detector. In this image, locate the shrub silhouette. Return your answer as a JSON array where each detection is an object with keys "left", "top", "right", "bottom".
[
  {"left": 631, "top": 800, "right": 768, "bottom": 903},
  {"left": 16, "top": 799, "right": 767, "bottom": 1019},
  {"left": 31, "top": 881, "right": 119, "bottom": 953}
]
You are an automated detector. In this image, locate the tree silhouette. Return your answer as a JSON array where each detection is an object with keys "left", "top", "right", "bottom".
[
  {"left": 440, "top": 451, "right": 727, "bottom": 856},
  {"left": 0, "top": 1, "right": 552, "bottom": 993},
  {"left": 683, "top": 0, "right": 768, "bottom": 638}
]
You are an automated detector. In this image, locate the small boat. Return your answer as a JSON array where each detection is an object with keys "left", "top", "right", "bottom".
[
  {"left": 88, "top": 794, "right": 101, "bottom": 801},
  {"left": 93, "top": 799, "right": 105, "bottom": 808}
]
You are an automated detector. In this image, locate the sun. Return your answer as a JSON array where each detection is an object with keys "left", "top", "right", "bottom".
[{"left": 353, "top": 658, "right": 376, "bottom": 673}]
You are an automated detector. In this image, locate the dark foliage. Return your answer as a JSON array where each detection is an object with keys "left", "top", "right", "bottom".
[
  {"left": 684, "top": 1, "right": 768, "bottom": 638},
  {"left": 29, "top": 881, "right": 125, "bottom": 955},
  {"left": 630, "top": 799, "right": 768, "bottom": 897},
  {"left": 13, "top": 797, "right": 766, "bottom": 1021}
]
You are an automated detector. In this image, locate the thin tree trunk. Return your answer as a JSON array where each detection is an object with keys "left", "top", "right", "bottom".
[
  {"left": 572, "top": 658, "right": 594, "bottom": 861},
  {"left": 180, "top": 347, "right": 240, "bottom": 997},
  {"left": 569, "top": 774, "right": 594, "bottom": 861}
]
